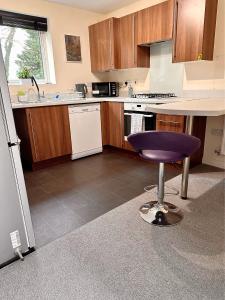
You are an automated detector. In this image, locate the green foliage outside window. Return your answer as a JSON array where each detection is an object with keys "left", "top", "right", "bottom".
[{"left": 15, "top": 30, "right": 44, "bottom": 80}]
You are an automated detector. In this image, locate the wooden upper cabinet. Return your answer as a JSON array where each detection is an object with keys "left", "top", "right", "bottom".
[
  {"left": 119, "top": 13, "right": 150, "bottom": 69},
  {"left": 136, "top": 0, "right": 174, "bottom": 45},
  {"left": 173, "top": 0, "right": 218, "bottom": 62},
  {"left": 26, "top": 106, "right": 72, "bottom": 162},
  {"left": 89, "top": 18, "right": 120, "bottom": 72}
]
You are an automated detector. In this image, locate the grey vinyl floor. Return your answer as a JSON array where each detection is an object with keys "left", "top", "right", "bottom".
[
  {"left": 1, "top": 165, "right": 224, "bottom": 299},
  {"left": 25, "top": 148, "right": 181, "bottom": 248}
]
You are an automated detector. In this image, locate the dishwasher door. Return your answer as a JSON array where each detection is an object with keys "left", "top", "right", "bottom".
[{"left": 68, "top": 104, "right": 103, "bottom": 160}]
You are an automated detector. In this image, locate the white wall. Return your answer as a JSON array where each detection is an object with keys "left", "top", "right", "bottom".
[{"left": 0, "top": 0, "right": 106, "bottom": 95}]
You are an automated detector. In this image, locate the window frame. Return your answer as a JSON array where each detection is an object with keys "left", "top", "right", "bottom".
[{"left": 0, "top": 26, "right": 56, "bottom": 85}]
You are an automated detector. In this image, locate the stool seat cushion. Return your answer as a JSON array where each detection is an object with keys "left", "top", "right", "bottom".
[
  {"left": 127, "top": 131, "right": 201, "bottom": 163},
  {"left": 140, "top": 150, "right": 186, "bottom": 163}
]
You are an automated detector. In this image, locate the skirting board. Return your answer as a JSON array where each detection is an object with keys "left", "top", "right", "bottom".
[
  {"left": 71, "top": 147, "right": 103, "bottom": 160},
  {"left": 202, "top": 157, "right": 225, "bottom": 169}
]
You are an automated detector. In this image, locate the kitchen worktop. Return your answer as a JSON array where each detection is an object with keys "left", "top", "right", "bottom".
[
  {"left": 11, "top": 96, "right": 225, "bottom": 115},
  {"left": 11, "top": 96, "right": 184, "bottom": 109},
  {"left": 146, "top": 98, "right": 225, "bottom": 116}
]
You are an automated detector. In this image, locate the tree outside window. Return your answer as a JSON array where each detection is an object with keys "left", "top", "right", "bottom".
[{"left": 0, "top": 26, "right": 45, "bottom": 82}]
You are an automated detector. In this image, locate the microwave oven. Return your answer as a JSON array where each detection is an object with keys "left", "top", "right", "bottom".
[{"left": 92, "top": 82, "right": 119, "bottom": 97}]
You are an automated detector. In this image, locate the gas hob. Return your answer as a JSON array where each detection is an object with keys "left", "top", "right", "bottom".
[{"left": 133, "top": 93, "right": 176, "bottom": 100}]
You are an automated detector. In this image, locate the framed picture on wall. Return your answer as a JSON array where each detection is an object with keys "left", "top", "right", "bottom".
[{"left": 65, "top": 35, "right": 82, "bottom": 62}]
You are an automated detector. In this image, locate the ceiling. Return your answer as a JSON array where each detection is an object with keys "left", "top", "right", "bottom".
[{"left": 47, "top": 0, "right": 138, "bottom": 13}]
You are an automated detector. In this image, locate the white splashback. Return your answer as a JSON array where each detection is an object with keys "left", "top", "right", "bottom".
[{"left": 149, "top": 41, "right": 184, "bottom": 96}]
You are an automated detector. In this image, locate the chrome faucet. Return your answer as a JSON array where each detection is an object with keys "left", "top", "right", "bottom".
[{"left": 30, "top": 76, "right": 41, "bottom": 100}]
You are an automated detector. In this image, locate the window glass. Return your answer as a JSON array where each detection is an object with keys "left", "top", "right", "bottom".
[{"left": 0, "top": 26, "right": 45, "bottom": 82}]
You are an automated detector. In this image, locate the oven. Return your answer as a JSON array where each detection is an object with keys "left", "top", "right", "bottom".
[{"left": 124, "top": 103, "right": 156, "bottom": 140}]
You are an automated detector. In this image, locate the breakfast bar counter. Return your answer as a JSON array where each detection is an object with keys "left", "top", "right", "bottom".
[
  {"left": 147, "top": 97, "right": 225, "bottom": 199},
  {"left": 146, "top": 98, "right": 225, "bottom": 117}
]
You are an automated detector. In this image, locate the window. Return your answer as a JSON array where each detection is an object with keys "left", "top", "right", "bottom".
[{"left": 0, "top": 25, "right": 55, "bottom": 84}]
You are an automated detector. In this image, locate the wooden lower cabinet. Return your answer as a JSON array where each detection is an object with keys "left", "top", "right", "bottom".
[
  {"left": 108, "top": 102, "right": 124, "bottom": 148},
  {"left": 100, "top": 102, "right": 109, "bottom": 146},
  {"left": 100, "top": 102, "right": 124, "bottom": 148},
  {"left": 156, "top": 113, "right": 206, "bottom": 166},
  {"left": 156, "top": 114, "right": 185, "bottom": 133},
  {"left": 13, "top": 105, "right": 72, "bottom": 170}
]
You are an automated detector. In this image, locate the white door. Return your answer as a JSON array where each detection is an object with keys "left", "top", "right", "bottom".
[
  {"left": 0, "top": 102, "right": 30, "bottom": 264},
  {"left": 0, "top": 48, "right": 35, "bottom": 265}
]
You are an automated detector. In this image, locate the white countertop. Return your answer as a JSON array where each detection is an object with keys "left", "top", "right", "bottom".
[
  {"left": 11, "top": 96, "right": 183, "bottom": 109},
  {"left": 11, "top": 96, "right": 225, "bottom": 117},
  {"left": 146, "top": 98, "right": 225, "bottom": 116}
]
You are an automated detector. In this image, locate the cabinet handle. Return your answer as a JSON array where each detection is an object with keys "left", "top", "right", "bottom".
[
  {"left": 158, "top": 120, "right": 181, "bottom": 126},
  {"left": 173, "top": 0, "right": 179, "bottom": 59},
  {"left": 124, "top": 113, "right": 154, "bottom": 118}
]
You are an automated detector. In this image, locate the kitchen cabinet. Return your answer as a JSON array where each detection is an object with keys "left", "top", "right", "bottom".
[
  {"left": 173, "top": 0, "right": 218, "bottom": 62},
  {"left": 89, "top": 17, "right": 120, "bottom": 72},
  {"left": 156, "top": 113, "right": 206, "bottom": 167},
  {"left": 100, "top": 102, "right": 124, "bottom": 148},
  {"left": 13, "top": 105, "right": 72, "bottom": 170},
  {"left": 156, "top": 114, "right": 185, "bottom": 133},
  {"left": 136, "top": 0, "right": 174, "bottom": 45},
  {"left": 108, "top": 102, "right": 124, "bottom": 148},
  {"left": 100, "top": 102, "right": 109, "bottom": 146},
  {"left": 119, "top": 13, "right": 150, "bottom": 69}
]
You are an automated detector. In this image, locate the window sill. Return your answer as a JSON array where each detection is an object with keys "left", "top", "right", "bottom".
[{"left": 8, "top": 82, "right": 56, "bottom": 86}]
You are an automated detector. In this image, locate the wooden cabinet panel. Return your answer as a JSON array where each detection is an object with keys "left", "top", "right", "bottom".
[
  {"left": 119, "top": 13, "right": 150, "bottom": 69},
  {"left": 136, "top": 0, "right": 174, "bottom": 45},
  {"left": 89, "top": 18, "right": 120, "bottom": 72},
  {"left": 100, "top": 102, "right": 109, "bottom": 146},
  {"left": 108, "top": 102, "right": 123, "bottom": 148},
  {"left": 173, "top": 0, "right": 218, "bottom": 62},
  {"left": 156, "top": 114, "right": 185, "bottom": 133},
  {"left": 123, "top": 140, "right": 135, "bottom": 152},
  {"left": 26, "top": 106, "right": 72, "bottom": 162}
]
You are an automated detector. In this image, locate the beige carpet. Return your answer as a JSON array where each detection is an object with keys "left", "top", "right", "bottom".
[{"left": 0, "top": 166, "right": 224, "bottom": 300}]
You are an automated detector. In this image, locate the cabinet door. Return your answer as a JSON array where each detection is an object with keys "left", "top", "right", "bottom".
[
  {"left": 100, "top": 102, "right": 109, "bottom": 146},
  {"left": 136, "top": 0, "right": 174, "bottom": 45},
  {"left": 89, "top": 18, "right": 120, "bottom": 72},
  {"left": 108, "top": 102, "right": 123, "bottom": 148},
  {"left": 173, "top": 0, "right": 218, "bottom": 62},
  {"left": 156, "top": 114, "right": 185, "bottom": 133},
  {"left": 26, "top": 106, "right": 72, "bottom": 162},
  {"left": 120, "top": 14, "right": 136, "bottom": 69},
  {"left": 120, "top": 13, "right": 150, "bottom": 69}
]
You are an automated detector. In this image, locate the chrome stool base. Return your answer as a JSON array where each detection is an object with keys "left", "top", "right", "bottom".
[{"left": 139, "top": 201, "right": 183, "bottom": 226}]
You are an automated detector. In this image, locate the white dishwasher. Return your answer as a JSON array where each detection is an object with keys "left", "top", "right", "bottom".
[{"left": 68, "top": 103, "right": 103, "bottom": 160}]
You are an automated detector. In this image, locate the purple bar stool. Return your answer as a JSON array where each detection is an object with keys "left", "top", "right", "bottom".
[{"left": 128, "top": 131, "right": 201, "bottom": 226}]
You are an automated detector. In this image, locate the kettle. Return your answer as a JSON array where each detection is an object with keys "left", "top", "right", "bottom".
[{"left": 75, "top": 83, "right": 88, "bottom": 98}]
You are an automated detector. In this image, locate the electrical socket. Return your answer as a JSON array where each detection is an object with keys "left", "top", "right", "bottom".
[
  {"left": 86, "top": 82, "right": 92, "bottom": 88},
  {"left": 210, "top": 128, "right": 223, "bottom": 136},
  {"left": 10, "top": 230, "right": 21, "bottom": 249}
]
